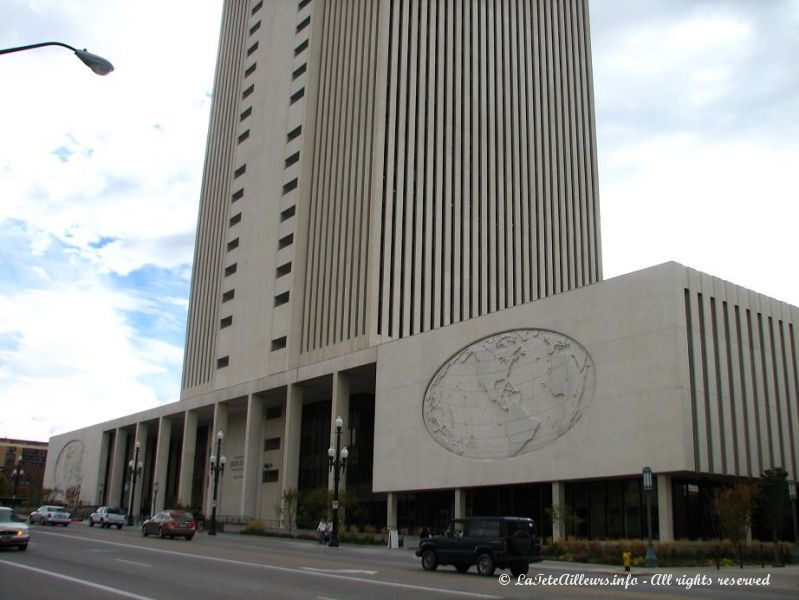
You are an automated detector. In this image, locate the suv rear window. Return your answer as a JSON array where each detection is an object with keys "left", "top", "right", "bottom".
[
  {"left": 465, "top": 519, "right": 500, "bottom": 538},
  {"left": 506, "top": 518, "right": 537, "bottom": 537}
]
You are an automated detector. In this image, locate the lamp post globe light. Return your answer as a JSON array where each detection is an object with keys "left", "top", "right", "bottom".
[
  {"left": 208, "top": 430, "right": 226, "bottom": 536},
  {"left": 11, "top": 456, "right": 24, "bottom": 510},
  {"left": 789, "top": 480, "right": 799, "bottom": 563},
  {"left": 127, "top": 441, "right": 142, "bottom": 526},
  {"left": 642, "top": 467, "right": 657, "bottom": 568},
  {"left": 0, "top": 41, "right": 113, "bottom": 75},
  {"left": 327, "top": 416, "right": 349, "bottom": 547}
]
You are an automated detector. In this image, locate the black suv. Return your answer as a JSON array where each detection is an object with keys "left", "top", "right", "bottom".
[{"left": 416, "top": 516, "right": 542, "bottom": 576}]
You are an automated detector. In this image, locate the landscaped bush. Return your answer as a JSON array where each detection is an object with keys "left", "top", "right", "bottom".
[{"left": 543, "top": 539, "right": 796, "bottom": 566}]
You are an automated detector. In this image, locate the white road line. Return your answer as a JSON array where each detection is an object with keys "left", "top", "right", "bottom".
[
  {"left": 35, "top": 530, "right": 501, "bottom": 599},
  {"left": 115, "top": 558, "right": 152, "bottom": 568},
  {"left": 0, "top": 559, "right": 155, "bottom": 600},
  {"left": 302, "top": 567, "right": 379, "bottom": 575}
]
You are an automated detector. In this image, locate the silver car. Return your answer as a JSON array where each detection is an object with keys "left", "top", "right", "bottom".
[
  {"left": 29, "top": 505, "right": 71, "bottom": 526},
  {"left": 89, "top": 506, "right": 126, "bottom": 529},
  {"left": 0, "top": 507, "right": 30, "bottom": 550}
]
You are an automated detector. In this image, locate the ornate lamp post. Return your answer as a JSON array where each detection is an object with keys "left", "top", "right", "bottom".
[
  {"left": 327, "top": 416, "right": 349, "bottom": 547},
  {"left": 789, "top": 480, "right": 798, "bottom": 563},
  {"left": 126, "top": 441, "right": 142, "bottom": 526},
  {"left": 642, "top": 466, "right": 657, "bottom": 568},
  {"left": 0, "top": 41, "right": 114, "bottom": 75},
  {"left": 11, "top": 456, "right": 24, "bottom": 510},
  {"left": 208, "top": 430, "right": 226, "bottom": 536}
]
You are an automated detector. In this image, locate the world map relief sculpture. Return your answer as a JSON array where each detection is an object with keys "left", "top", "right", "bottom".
[{"left": 423, "top": 329, "right": 594, "bottom": 459}]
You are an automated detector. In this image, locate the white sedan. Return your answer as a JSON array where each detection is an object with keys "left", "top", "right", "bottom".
[
  {"left": 29, "top": 505, "right": 71, "bottom": 526},
  {"left": 0, "top": 507, "right": 30, "bottom": 550}
]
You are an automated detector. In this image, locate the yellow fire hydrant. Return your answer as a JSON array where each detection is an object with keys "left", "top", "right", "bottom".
[{"left": 623, "top": 551, "right": 632, "bottom": 572}]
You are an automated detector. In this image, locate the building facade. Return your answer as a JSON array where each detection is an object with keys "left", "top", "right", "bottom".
[{"left": 44, "top": 0, "right": 798, "bottom": 541}]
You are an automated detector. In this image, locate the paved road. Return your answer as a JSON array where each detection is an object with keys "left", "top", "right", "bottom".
[{"left": 1, "top": 524, "right": 797, "bottom": 599}]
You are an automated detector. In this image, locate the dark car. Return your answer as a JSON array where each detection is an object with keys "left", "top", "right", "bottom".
[
  {"left": 141, "top": 510, "right": 196, "bottom": 540},
  {"left": 415, "top": 516, "right": 542, "bottom": 577}
]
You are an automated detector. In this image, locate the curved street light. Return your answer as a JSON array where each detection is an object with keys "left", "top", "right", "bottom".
[{"left": 0, "top": 41, "right": 114, "bottom": 75}]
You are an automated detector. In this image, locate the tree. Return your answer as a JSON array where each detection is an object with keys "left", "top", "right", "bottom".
[
  {"left": 545, "top": 504, "right": 584, "bottom": 541},
  {"left": 278, "top": 488, "right": 298, "bottom": 534},
  {"left": 711, "top": 481, "right": 758, "bottom": 568},
  {"left": 760, "top": 468, "right": 789, "bottom": 567}
]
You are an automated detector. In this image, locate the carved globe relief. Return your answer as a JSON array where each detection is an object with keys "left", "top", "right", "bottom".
[{"left": 422, "top": 329, "right": 595, "bottom": 459}]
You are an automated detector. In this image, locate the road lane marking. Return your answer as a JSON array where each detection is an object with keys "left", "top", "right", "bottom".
[
  {"left": 0, "top": 559, "right": 155, "bottom": 600},
  {"left": 115, "top": 558, "right": 152, "bottom": 568},
  {"left": 35, "top": 530, "right": 501, "bottom": 598},
  {"left": 302, "top": 567, "right": 378, "bottom": 575}
]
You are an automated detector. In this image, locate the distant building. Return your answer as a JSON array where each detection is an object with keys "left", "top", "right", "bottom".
[
  {"left": 1, "top": 438, "right": 48, "bottom": 504},
  {"left": 45, "top": 0, "right": 798, "bottom": 540}
]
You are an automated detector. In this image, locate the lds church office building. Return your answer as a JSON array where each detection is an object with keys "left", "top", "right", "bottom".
[{"left": 44, "top": 0, "right": 799, "bottom": 542}]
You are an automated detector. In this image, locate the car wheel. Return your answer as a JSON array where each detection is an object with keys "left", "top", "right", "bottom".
[
  {"left": 510, "top": 562, "right": 528, "bottom": 577},
  {"left": 18, "top": 544, "right": 27, "bottom": 552},
  {"left": 421, "top": 549, "right": 438, "bottom": 571},
  {"left": 476, "top": 553, "right": 495, "bottom": 577},
  {"left": 117, "top": 524, "right": 123, "bottom": 530},
  {"left": 142, "top": 526, "right": 149, "bottom": 537},
  {"left": 29, "top": 517, "right": 35, "bottom": 524},
  {"left": 89, "top": 519, "right": 95, "bottom": 527},
  {"left": 185, "top": 535, "right": 193, "bottom": 541},
  {"left": 63, "top": 523, "right": 69, "bottom": 527},
  {"left": 454, "top": 563, "right": 470, "bottom": 573},
  {"left": 158, "top": 527, "right": 165, "bottom": 539}
]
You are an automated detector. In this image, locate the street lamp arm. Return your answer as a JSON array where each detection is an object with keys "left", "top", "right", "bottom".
[{"left": 0, "top": 41, "right": 114, "bottom": 75}]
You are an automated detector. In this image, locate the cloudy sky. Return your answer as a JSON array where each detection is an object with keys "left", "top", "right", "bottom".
[{"left": 1, "top": 0, "right": 797, "bottom": 442}]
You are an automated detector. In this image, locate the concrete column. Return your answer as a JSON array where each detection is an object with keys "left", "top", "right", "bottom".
[
  {"left": 454, "top": 488, "right": 466, "bottom": 519},
  {"left": 241, "top": 393, "right": 264, "bottom": 519},
  {"left": 551, "top": 481, "right": 566, "bottom": 541},
  {"left": 280, "top": 384, "right": 303, "bottom": 528},
  {"left": 207, "top": 403, "right": 230, "bottom": 517},
  {"left": 107, "top": 429, "right": 129, "bottom": 507},
  {"left": 386, "top": 492, "right": 398, "bottom": 531},
  {"left": 328, "top": 372, "right": 350, "bottom": 493},
  {"left": 152, "top": 417, "right": 172, "bottom": 515},
  {"left": 131, "top": 423, "right": 148, "bottom": 520},
  {"left": 178, "top": 410, "right": 198, "bottom": 507},
  {"left": 656, "top": 474, "right": 674, "bottom": 541}
]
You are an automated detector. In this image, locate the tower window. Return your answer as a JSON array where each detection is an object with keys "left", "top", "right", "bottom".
[
  {"left": 271, "top": 336, "right": 287, "bottom": 351},
  {"left": 287, "top": 125, "right": 302, "bottom": 142},
  {"left": 222, "top": 289, "right": 235, "bottom": 302},
  {"left": 294, "top": 39, "right": 309, "bottom": 56},
  {"left": 280, "top": 206, "right": 296, "bottom": 221},
  {"left": 276, "top": 262, "right": 292, "bottom": 277},
  {"left": 274, "top": 291, "right": 290, "bottom": 306},
  {"left": 229, "top": 213, "right": 242, "bottom": 226},
  {"left": 282, "top": 178, "right": 298, "bottom": 194},
  {"left": 224, "top": 263, "right": 238, "bottom": 277},
  {"left": 278, "top": 233, "right": 294, "bottom": 249},
  {"left": 227, "top": 238, "right": 239, "bottom": 251},
  {"left": 292, "top": 63, "right": 307, "bottom": 81},
  {"left": 220, "top": 316, "right": 233, "bottom": 329},
  {"left": 217, "top": 356, "right": 229, "bottom": 369}
]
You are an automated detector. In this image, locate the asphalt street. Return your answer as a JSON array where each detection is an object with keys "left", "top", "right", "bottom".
[{"left": 0, "top": 523, "right": 797, "bottom": 599}]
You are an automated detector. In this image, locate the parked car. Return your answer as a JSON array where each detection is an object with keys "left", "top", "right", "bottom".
[
  {"left": 0, "top": 507, "right": 30, "bottom": 551},
  {"left": 89, "top": 506, "right": 126, "bottom": 529},
  {"left": 29, "top": 505, "right": 71, "bottom": 526},
  {"left": 141, "top": 510, "right": 196, "bottom": 540},
  {"left": 415, "top": 516, "right": 542, "bottom": 577}
]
